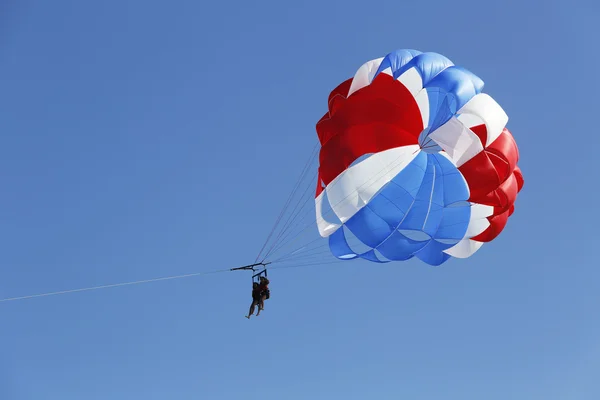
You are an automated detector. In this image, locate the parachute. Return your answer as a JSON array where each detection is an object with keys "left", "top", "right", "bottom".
[
  {"left": 0, "top": 49, "right": 526, "bottom": 306},
  {"left": 313, "top": 49, "right": 524, "bottom": 266}
]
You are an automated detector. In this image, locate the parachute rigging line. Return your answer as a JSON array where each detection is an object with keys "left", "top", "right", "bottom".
[
  {"left": 260, "top": 147, "right": 424, "bottom": 264},
  {"left": 253, "top": 145, "right": 423, "bottom": 268},
  {"left": 254, "top": 143, "right": 319, "bottom": 263},
  {"left": 0, "top": 259, "right": 341, "bottom": 304}
]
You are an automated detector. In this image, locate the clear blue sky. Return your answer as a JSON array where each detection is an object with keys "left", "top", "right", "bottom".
[{"left": 1, "top": 0, "right": 598, "bottom": 399}]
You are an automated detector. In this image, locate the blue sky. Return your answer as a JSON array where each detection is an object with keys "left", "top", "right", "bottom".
[{"left": 1, "top": 0, "right": 599, "bottom": 399}]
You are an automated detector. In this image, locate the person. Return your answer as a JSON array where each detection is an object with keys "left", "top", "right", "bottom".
[
  {"left": 258, "top": 276, "right": 270, "bottom": 311},
  {"left": 245, "top": 282, "right": 262, "bottom": 319}
]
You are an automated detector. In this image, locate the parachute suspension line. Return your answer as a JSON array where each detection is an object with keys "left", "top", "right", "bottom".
[
  {"left": 269, "top": 238, "right": 331, "bottom": 261},
  {"left": 254, "top": 143, "right": 319, "bottom": 263},
  {"left": 268, "top": 235, "right": 330, "bottom": 264},
  {"left": 267, "top": 259, "right": 348, "bottom": 273},
  {"left": 256, "top": 146, "right": 320, "bottom": 264},
  {"left": 262, "top": 145, "right": 422, "bottom": 266},
  {"left": 261, "top": 169, "right": 318, "bottom": 259},
  {"left": 267, "top": 231, "right": 367, "bottom": 268},
  {"left": 270, "top": 248, "right": 334, "bottom": 265},
  {"left": 262, "top": 147, "right": 319, "bottom": 253},
  {"left": 263, "top": 149, "right": 419, "bottom": 263},
  {"left": 260, "top": 174, "right": 318, "bottom": 260}
]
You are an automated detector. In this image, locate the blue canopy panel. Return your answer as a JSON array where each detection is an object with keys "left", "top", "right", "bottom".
[{"left": 328, "top": 152, "right": 471, "bottom": 266}]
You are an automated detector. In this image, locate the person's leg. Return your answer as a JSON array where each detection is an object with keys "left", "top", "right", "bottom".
[{"left": 246, "top": 299, "right": 258, "bottom": 318}]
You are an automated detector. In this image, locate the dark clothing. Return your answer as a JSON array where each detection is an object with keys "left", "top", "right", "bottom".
[{"left": 258, "top": 278, "right": 269, "bottom": 296}]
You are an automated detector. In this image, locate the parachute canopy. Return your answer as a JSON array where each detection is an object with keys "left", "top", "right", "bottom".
[{"left": 314, "top": 49, "right": 524, "bottom": 266}]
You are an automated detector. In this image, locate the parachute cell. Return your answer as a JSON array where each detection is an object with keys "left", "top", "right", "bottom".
[{"left": 314, "top": 49, "right": 524, "bottom": 266}]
